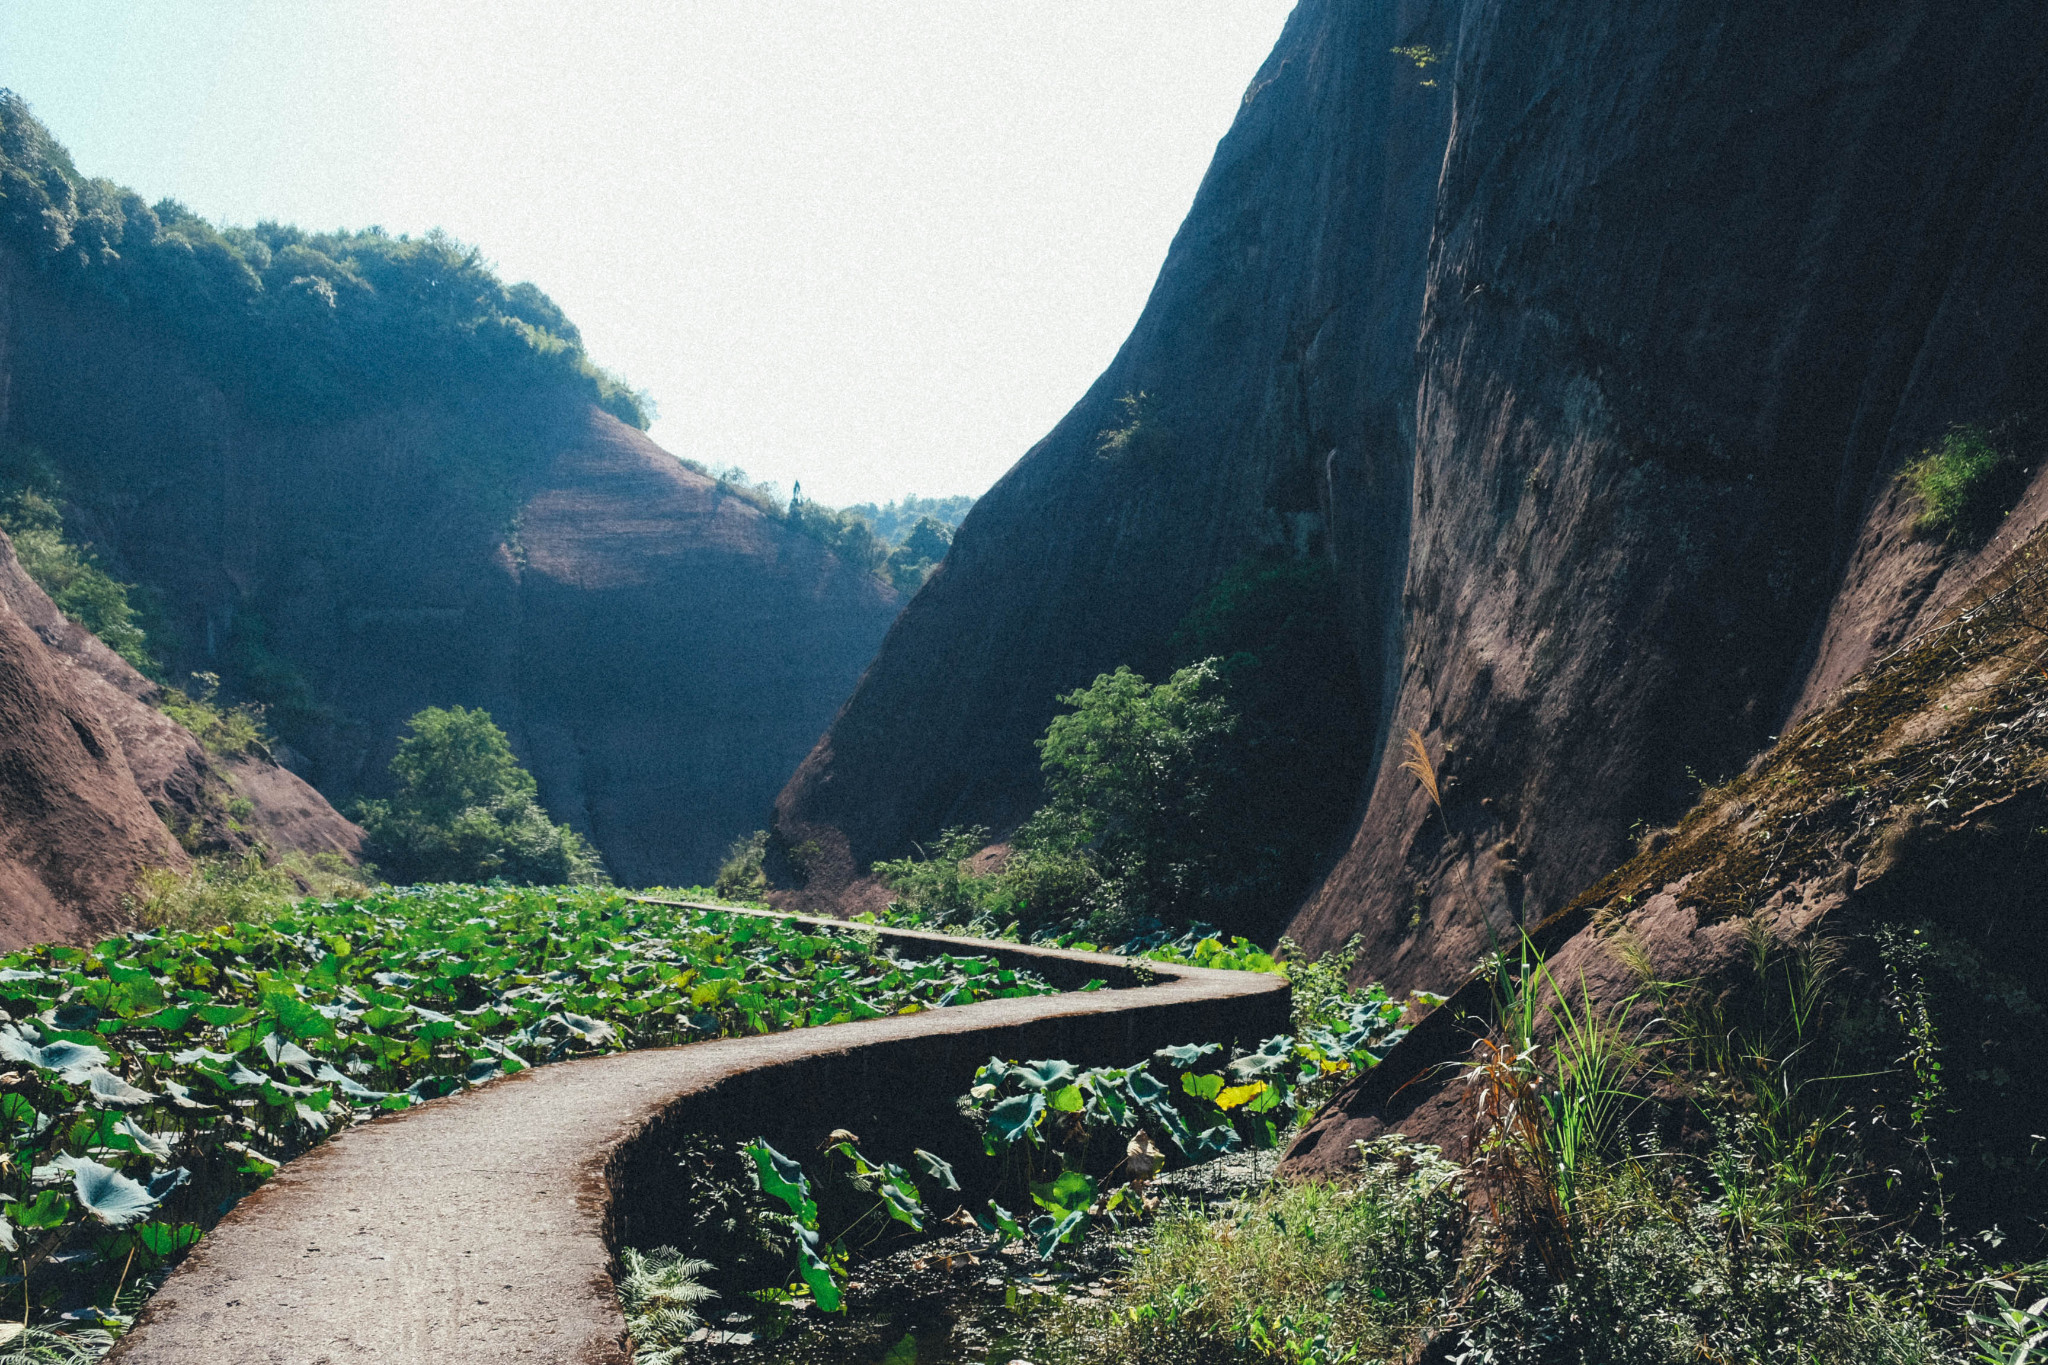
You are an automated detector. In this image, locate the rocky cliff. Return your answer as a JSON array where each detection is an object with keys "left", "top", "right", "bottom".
[
  {"left": 0, "top": 241, "right": 901, "bottom": 887},
  {"left": 0, "top": 523, "right": 359, "bottom": 946},
  {"left": 777, "top": 0, "right": 2048, "bottom": 985}
]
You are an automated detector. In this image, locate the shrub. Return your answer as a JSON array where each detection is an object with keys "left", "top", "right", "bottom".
[
  {"left": 353, "top": 706, "right": 606, "bottom": 886},
  {"left": 127, "top": 850, "right": 370, "bottom": 931},
  {"left": 1907, "top": 424, "right": 2026, "bottom": 541},
  {"left": 713, "top": 830, "right": 770, "bottom": 903},
  {"left": 156, "top": 672, "right": 274, "bottom": 759}
]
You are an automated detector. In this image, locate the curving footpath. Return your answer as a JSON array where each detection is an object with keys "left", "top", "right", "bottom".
[{"left": 105, "top": 907, "right": 1289, "bottom": 1365}]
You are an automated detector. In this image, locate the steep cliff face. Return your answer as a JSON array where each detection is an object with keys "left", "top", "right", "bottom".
[
  {"left": 0, "top": 246, "right": 900, "bottom": 886},
  {"left": 777, "top": 0, "right": 1457, "bottom": 893},
  {"left": 778, "top": 0, "right": 2048, "bottom": 986},
  {"left": 1289, "top": 0, "right": 2048, "bottom": 988}
]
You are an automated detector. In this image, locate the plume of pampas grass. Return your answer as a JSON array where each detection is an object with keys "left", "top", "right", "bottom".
[{"left": 1401, "top": 727, "right": 1447, "bottom": 827}]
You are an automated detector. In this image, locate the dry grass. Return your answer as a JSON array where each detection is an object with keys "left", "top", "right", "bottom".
[
  {"left": 127, "top": 850, "right": 373, "bottom": 931},
  {"left": 1400, "top": 727, "right": 1445, "bottom": 826}
]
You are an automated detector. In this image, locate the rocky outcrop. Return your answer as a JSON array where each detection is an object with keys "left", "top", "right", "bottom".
[
  {"left": 777, "top": 0, "right": 2048, "bottom": 990},
  {"left": 0, "top": 539, "right": 182, "bottom": 946},
  {"left": 1284, "top": 526, "right": 2048, "bottom": 1223},
  {"left": 0, "top": 246, "right": 900, "bottom": 886},
  {"left": 0, "top": 529, "right": 361, "bottom": 869},
  {"left": 776, "top": 0, "right": 1457, "bottom": 892}
]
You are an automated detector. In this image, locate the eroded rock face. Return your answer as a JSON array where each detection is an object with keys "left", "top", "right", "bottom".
[
  {"left": 1285, "top": 538, "right": 2048, "bottom": 1216},
  {"left": 0, "top": 248, "right": 900, "bottom": 887},
  {"left": 777, "top": 0, "right": 2048, "bottom": 991},
  {"left": 0, "top": 530, "right": 361, "bottom": 871}
]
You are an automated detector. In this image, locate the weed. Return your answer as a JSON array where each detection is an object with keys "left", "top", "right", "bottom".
[
  {"left": 1401, "top": 728, "right": 1446, "bottom": 828},
  {"left": 1047, "top": 1138, "right": 1464, "bottom": 1365},
  {"left": 126, "top": 850, "right": 369, "bottom": 931}
]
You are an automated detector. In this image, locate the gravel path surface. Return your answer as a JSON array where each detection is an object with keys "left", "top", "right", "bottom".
[{"left": 104, "top": 917, "right": 1286, "bottom": 1365}]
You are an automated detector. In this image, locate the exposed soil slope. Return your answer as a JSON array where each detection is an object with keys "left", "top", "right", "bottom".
[
  {"left": 777, "top": 0, "right": 2048, "bottom": 988},
  {"left": 0, "top": 247, "right": 900, "bottom": 885}
]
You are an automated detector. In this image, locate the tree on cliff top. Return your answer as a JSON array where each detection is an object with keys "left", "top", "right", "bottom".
[
  {"left": 0, "top": 90, "right": 650, "bottom": 429},
  {"left": 355, "top": 706, "right": 606, "bottom": 886}
]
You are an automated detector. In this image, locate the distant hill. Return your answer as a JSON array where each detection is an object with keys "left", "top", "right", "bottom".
[{"left": 843, "top": 494, "right": 975, "bottom": 545}]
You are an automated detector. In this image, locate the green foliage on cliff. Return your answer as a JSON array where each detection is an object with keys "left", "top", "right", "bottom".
[
  {"left": 0, "top": 90, "right": 649, "bottom": 429},
  {"left": 0, "top": 482, "right": 159, "bottom": 675},
  {"left": 353, "top": 706, "right": 607, "bottom": 886},
  {"left": 1907, "top": 423, "right": 2028, "bottom": 542},
  {"left": 155, "top": 672, "right": 274, "bottom": 760},
  {"left": 703, "top": 467, "right": 960, "bottom": 595}
]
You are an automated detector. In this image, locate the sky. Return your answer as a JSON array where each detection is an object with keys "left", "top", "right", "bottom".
[{"left": 0, "top": 2, "right": 1297, "bottom": 507}]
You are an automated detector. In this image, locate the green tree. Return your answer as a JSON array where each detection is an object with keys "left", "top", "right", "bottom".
[
  {"left": 354, "top": 706, "right": 606, "bottom": 886},
  {"left": 1016, "top": 659, "right": 1237, "bottom": 937}
]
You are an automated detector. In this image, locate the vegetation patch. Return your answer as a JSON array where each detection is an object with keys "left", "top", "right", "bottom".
[
  {"left": 876, "top": 555, "right": 1369, "bottom": 943},
  {"left": 0, "top": 886, "right": 1057, "bottom": 1349},
  {"left": 0, "top": 92, "right": 650, "bottom": 429},
  {"left": 1905, "top": 423, "right": 2029, "bottom": 542},
  {"left": 354, "top": 705, "right": 605, "bottom": 886}
]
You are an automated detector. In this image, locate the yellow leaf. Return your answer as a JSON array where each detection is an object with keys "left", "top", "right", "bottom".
[{"left": 1216, "top": 1081, "right": 1267, "bottom": 1111}]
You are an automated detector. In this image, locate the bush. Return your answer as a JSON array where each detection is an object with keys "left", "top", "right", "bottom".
[
  {"left": 156, "top": 672, "right": 274, "bottom": 759},
  {"left": 713, "top": 830, "right": 770, "bottom": 903},
  {"left": 1906, "top": 424, "right": 2027, "bottom": 541},
  {"left": 0, "top": 483, "right": 160, "bottom": 676},
  {"left": 127, "top": 850, "right": 370, "bottom": 931},
  {"left": 353, "top": 706, "right": 606, "bottom": 886}
]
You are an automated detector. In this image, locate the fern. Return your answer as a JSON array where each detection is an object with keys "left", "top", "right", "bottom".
[{"left": 616, "top": 1246, "right": 717, "bottom": 1365}]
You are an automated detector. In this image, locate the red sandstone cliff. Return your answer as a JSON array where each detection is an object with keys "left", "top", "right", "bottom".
[
  {"left": 0, "top": 245, "right": 900, "bottom": 887},
  {"left": 776, "top": 0, "right": 2048, "bottom": 990}
]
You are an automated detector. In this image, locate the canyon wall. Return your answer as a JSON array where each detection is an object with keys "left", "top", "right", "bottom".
[
  {"left": 0, "top": 247, "right": 901, "bottom": 888},
  {"left": 778, "top": 0, "right": 2048, "bottom": 986}
]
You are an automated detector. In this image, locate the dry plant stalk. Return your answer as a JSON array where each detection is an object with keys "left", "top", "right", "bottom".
[
  {"left": 1464, "top": 1037, "right": 1574, "bottom": 1282},
  {"left": 1401, "top": 727, "right": 1447, "bottom": 826}
]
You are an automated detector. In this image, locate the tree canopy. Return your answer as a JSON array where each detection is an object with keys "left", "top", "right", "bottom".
[
  {"left": 354, "top": 707, "right": 606, "bottom": 886},
  {"left": 0, "top": 90, "right": 648, "bottom": 429}
]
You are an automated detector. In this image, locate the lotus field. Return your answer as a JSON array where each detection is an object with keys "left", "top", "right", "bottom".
[{"left": 0, "top": 887, "right": 1060, "bottom": 1332}]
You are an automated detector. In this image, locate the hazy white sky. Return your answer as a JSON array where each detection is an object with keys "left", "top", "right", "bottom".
[{"left": 0, "top": 2, "right": 1295, "bottom": 506}]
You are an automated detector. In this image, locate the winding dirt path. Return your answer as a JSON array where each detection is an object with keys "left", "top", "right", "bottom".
[{"left": 105, "top": 911, "right": 1288, "bottom": 1364}]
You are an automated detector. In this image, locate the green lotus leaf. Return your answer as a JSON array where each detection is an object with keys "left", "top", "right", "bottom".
[{"left": 48, "top": 1156, "right": 161, "bottom": 1227}]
